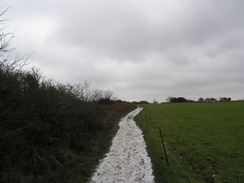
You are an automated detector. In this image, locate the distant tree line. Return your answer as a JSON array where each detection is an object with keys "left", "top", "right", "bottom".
[
  {"left": 166, "top": 97, "right": 232, "bottom": 103},
  {"left": 135, "top": 100, "right": 150, "bottom": 104},
  {"left": 198, "top": 97, "right": 231, "bottom": 102},
  {"left": 167, "top": 97, "right": 188, "bottom": 103},
  {"left": 166, "top": 97, "right": 195, "bottom": 103}
]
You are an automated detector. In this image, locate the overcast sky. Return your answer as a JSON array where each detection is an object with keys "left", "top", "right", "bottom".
[{"left": 2, "top": 0, "right": 244, "bottom": 102}]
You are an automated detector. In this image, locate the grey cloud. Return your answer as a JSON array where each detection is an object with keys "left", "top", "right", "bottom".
[
  {"left": 54, "top": 0, "right": 244, "bottom": 64},
  {"left": 1, "top": 0, "right": 244, "bottom": 101}
]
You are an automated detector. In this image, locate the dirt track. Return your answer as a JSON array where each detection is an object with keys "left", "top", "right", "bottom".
[{"left": 90, "top": 107, "right": 155, "bottom": 183}]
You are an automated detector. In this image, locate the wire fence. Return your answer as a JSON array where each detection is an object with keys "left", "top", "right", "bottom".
[
  {"left": 158, "top": 128, "right": 194, "bottom": 183},
  {"left": 140, "top": 112, "right": 195, "bottom": 183}
]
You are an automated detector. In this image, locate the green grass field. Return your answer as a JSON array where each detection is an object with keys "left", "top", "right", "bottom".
[{"left": 135, "top": 102, "right": 244, "bottom": 183}]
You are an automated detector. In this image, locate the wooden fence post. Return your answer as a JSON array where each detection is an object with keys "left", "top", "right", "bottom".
[
  {"left": 145, "top": 114, "right": 149, "bottom": 132},
  {"left": 159, "top": 128, "right": 170, "bottom": 166},
  {"left": 140, "top": 113, "right": 144, "bottom": 123}
]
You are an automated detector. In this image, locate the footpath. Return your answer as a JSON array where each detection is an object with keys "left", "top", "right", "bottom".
[{"left": 90, "top": 107, "right": 155, "bottom": 183}]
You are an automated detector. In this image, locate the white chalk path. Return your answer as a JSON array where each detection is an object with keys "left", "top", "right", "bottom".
[{"left": 90, "top": 107, "right": 155, "bottom": 183}]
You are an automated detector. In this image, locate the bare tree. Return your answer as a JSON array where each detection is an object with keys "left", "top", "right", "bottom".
[
  {"left": 91, "top": 88, "right": 103, "bottom": 101},
  {"left": 103, "top": 90, "right": 114, "bottom": 100},
  {"left": 153, "top": 99, "right": 158, "bottom": 104},
  {"left": 166, "top": 97, "right": 172, "bottom": 102},
  {"left": 0, "top": 6, "right": 30, "bottom": 72}
]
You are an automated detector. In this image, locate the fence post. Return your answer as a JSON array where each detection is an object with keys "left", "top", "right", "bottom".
[
  {"left": 140, "top": 112, "right": 144, "bottom": 123},
  {"left": 145, "top": 114, "right": 149, "bottom": 132},
  {"left": 159, "top": 128, "right": 170, "bottom": 166}
]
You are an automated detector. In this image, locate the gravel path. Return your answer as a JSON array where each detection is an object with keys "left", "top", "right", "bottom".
[{"left": 90, "top": 107, "right": 155, "bottom": 183}]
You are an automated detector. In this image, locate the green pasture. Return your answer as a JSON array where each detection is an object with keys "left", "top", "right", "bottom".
[{"left": 135, "top": 102, "right": 244, "bottom": 183}]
